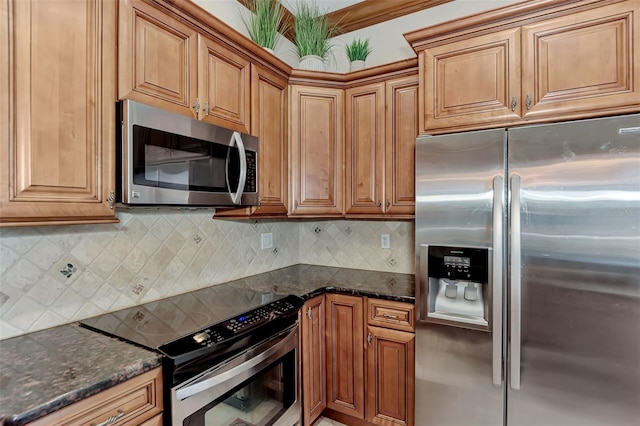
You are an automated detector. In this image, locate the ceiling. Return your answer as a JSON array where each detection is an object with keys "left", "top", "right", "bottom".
[{"left": 238, "top": 0, "right": 454, "bottom": 41}]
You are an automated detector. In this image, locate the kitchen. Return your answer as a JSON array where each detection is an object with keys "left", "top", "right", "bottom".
[{"left": 1, "top": 0, "right": 639, "bottom": 425}]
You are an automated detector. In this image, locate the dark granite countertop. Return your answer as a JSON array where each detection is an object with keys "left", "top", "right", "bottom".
[{"left": 0, "top": 264, "right": 414, "bottom": 425}]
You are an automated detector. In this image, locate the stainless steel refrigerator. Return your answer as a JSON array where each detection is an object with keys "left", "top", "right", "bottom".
[{"left": 414, "top": 114, "right": 640, "bottom": 426}]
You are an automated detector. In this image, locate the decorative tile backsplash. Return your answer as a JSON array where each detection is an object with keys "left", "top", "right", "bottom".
[{"left": 0, "top": 210, "right": 414, "bottom": 339}]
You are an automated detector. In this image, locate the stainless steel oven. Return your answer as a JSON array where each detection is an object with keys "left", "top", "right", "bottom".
[{"left": 172, "top": 324, "right": 300, "bottom": 426}]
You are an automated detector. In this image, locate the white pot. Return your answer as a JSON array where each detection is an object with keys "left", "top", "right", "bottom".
[
  {"left": 349, "top": 60, "right": 366, "bottom": 72},
  {"left": 299, "top": 55, "right": 326, "bottom": 71},
  {"left": 263, "top": 47, "right": 275, "bottom": 55}
]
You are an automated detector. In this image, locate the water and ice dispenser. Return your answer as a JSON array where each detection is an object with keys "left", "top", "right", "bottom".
[{"left": 418, "top": 245, "right": 491, "bottom": 331}]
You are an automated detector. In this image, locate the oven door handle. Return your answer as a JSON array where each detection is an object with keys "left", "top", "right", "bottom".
[{"left": 175, "top": 328, "right": 293, "bottom": 401}]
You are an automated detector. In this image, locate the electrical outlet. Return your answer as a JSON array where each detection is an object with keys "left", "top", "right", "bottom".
[
  {"left": 261, "top": 233, "right": 273, "bottom": 249},
  {"left": 381, "top": 234, "right": 390, "bottom": 249}
]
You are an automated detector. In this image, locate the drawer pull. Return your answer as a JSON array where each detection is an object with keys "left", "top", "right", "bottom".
[
  {"left": 92, "top": 410, "right": 125, "bottom": 426},
  {"left": 383, "top": 313, "right": 399, "bottom": 319}
]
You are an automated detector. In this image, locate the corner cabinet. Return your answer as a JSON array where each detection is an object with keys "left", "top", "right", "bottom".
[
  {"left": 301, "top": 295, "right": 327, "bottom": 426},
  {"left": 344, "top": 76, "right": 418, "bottom": 218},
  {"left": 407, "top": 0, "right": 640, "bottom": 133},
  {"left": 289, "top": 85, "right": 345, "bottom": 217},
  {"left": 28, "top": 368, "right": 163, "bottom": 425},
  {"left": 0, "top": 0, "right": 118, "bottom": 226}
]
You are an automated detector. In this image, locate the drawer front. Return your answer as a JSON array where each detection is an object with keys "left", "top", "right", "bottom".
[
  {"left": 28, "top": 368, "right": 163, "bottom": 426},
  {"left": 366, "top": 298, "right": 415, "bottom": 332}
]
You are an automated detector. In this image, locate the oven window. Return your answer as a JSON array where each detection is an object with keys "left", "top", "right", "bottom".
[
  {"left": 132, "top": 125, "right": 241, "bottom": 193},
  {"left": 184, "top": 351, "right": 296, "bottom": 426}
]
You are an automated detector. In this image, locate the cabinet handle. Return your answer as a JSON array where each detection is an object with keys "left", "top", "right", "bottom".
[
  {"left": 92, "top": 410, "right": 125, "bottom": 426},
  {"left": 294, "top": 200, "right": 299, "bottom": 209},
  {"left": 204, "top": 101, "right": 210, "bottom": 116},
  {"left": 367, "top": 333, "right": 372, "bottom": 345},
  {"left": 383, "top": 313, "right": 398, "bottom": 319},
  {"left": 193, "top": 98, "right": 200, "bottom": 113},
  {"left": 510, "top": 96, "right": 517, "bottom": 112},
  {"left": 107, "top": 191, "right": 115, "bottom": 209},
  {"left": 307, "top": 307, "right": 312, "bottom": 319},
  {"left": 386, "top": 199, "right": 390, "bottom": 209},
  {"left": 257, "top": 198, "right": 261, "bottom": 208},
  {"left": 525, "top": 94, "right": 532, "bottom": 110},
  {"left": 377, "top": 200, "right": 382, "bottom": 207}
]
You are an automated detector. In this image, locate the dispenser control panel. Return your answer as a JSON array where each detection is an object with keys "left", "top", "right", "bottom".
[{"left": 429, "top": 246, "right": 488, "bottom": 282}]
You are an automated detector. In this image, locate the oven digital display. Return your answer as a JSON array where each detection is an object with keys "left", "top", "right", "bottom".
[{"left": 444, "top": 255, "right": 470, "bottom": 267}]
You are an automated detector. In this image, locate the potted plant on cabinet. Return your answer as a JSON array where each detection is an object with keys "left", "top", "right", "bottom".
[
  {"left": 346, "top": 38, "right": 372, "bottom": 71},
  {"left": 241, "top": 0, "right": 290, "bottom": 54},
  {"left": 293, "top": 0, "right": 339, "bottom": 71}
]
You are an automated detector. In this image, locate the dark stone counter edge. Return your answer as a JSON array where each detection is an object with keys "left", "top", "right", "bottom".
[
  {"left": 2, "top": 286, "right": 413, "bottom": 426},
  {"left": 3, "top": 355, "right": 162, "bottom": 426}
]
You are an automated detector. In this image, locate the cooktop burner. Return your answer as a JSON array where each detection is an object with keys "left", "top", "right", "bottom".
[{"left": 80, "top": 282, "right": 291, "bottom": 350}]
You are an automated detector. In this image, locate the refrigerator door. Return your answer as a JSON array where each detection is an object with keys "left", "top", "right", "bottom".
[
  {"left": 415, "top": 129, "right": 506, "bottom": 426},
  {"left": 507, "top": 114, "right": 640, "bottom": 425}
]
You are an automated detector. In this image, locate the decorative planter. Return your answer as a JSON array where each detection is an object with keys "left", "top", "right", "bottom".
[
  {"left": 349, "top": 60, "right": 366, "bottom": 72},
  {"left": 263, "top": 47, "right": 275, "bottom": 55},
  {"left": 299, "top": 55, "right": 326, "bottom": 71}
]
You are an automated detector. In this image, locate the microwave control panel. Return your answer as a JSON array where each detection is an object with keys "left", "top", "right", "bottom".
[{"left": 245, "top": 151, "right": 257, "bottom": 193}]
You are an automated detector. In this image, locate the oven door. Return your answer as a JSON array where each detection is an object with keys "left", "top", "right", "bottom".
[{"left": 171, "top": 324, "right": 300, "bottom": 426}]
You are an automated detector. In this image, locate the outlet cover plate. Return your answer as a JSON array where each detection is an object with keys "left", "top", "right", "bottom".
[
  {"left": 261, "top": 233, "right": 273, "bottom": 249},
  {"left": 381, "top": 234, "right": 390, "bottom": 249}
]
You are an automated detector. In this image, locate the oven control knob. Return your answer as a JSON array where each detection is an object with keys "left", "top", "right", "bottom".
[{"left": 193, "top": 332, "right": 209, "bottom": 344}]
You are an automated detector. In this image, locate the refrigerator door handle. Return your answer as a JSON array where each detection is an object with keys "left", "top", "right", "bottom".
[
  {"left": 510, "top": 174, "right": 522, "bottom": 390},
  {"left": 492, "top": 176, "right": 504, "bottom": 386}
]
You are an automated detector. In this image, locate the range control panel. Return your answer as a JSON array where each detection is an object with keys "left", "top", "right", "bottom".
[{"left": 158, "top": 294, "right": 303, "bottom": 358}]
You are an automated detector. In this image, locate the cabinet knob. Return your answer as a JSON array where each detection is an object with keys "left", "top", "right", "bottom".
[
  {"left": 204, "top": 101, "right": 210, "bottom": 116},
  {"left": 367, "top": 332, "right": 372, "bottom": 345},
  {"left": 193, "top": 98, "right": 200, "bottom": 113},
  {"left": 525, "top": 94, "right": 532, "bottom": 110},
  {"left": 307, "top": 307, "right": 312, "bottom": 319},
  {"left": 294, "top": 200, "right": 299, "bottom": 209},
  {"left": 377, "top": 200, "right": 382, "bottom": 207},
  {"left": 510, "top": 96, "right": 517, "bottom": 112},
  {"left": 386, "top": 199, "right": 391, "bottom": 209},
  {"left": 107, "top": 191, "right": 115, "bottom": 209}
]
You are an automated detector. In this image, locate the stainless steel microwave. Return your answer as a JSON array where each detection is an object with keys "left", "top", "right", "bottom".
[{"left": 117, "top": 100, "right": 258, "bottom": 207}]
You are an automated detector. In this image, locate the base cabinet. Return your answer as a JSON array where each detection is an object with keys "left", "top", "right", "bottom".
[
  {"left": 28, "top": 368, "right": 163, "bottom": 426},
  {"left": 301, "top": 296, "right": 327, "bottom": 426}
]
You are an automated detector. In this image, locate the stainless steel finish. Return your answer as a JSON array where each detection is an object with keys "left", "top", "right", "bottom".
[
  {"left": 307, "top": 306, "right": 312, "bottom": 320},
  {"left": 525, "top": 94, "right": 531, "bottom": 110},
  {"left": 492, "top": 175, "right": 504, "bottom": 386},
  {"left": 415, "top": 128, "right": 506, "bottom": 426},
  {"left": 193, "top": 98, "right": 200, "bottom": 113},
  {"left": 91, "top": 410, "right": 124, "bottom": 426},
  {"left": 120, "top": 100, "right": 258, "bottom": 207},
  {"left": 171, "top": 324, "right": 300, "bottom": 425},
  {"left": 204, "top": 100, "right": 210, "bottom": 116},
  {"left": 511, "top": 96, "right": 517, "bottom": 111},
  {"left": 619, "top": 126, "right": 640, "bottom": 134},
  {"left": 509, "top": 174, "right": 522, "bottom": 390},
  {"left": 229, "top": 131, "right": 247, "bottom": 205},
  {"left": 506, "top": 114, "right": 640, "bottom": 426},
  {"left": 107, "top": 191, "right": 115, "bottom": 209}
]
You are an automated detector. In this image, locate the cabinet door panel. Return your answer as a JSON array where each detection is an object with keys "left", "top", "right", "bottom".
[
  {"left": 326, "top": 294, "right": 364, "bottom": 419},
  {"left": 290, "top": 86, "right": 344, "bottom": 216},
  {"left": 366, "top": 325, "right": 415, "bottom": 426},
  {"left": 422, "top": 28, "right": 521, "bottom": 132},
  {"left": 385, "top": 75, "right": 418, "bottom": 216},
  {"left": 345, "top": 83, "right": 385, "bottom": 215},
  {"left": 198, "top": 36, "right": 251, "bottom": 133},
  {"left": 522, "top": 1, "right": 640, "bottom": 119},
  {"left": 118, "top": 0, "right": 197, "bottom": 117},
  {"left": 1, "top": 0, "right": 117, "bottom": 225},
  {"left": 302, "top": 296, "right": 326, "bottom": 426}
]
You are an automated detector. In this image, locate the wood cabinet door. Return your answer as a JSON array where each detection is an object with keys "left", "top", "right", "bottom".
[
  {"left": 366, "top": 325, "right": 415, "bottom": 426},
  {"left": 385, "top": 75, "right": 418, "bottom": 217},
  {"left": 521, "top": 0, "right": 640, "bottom": 120},
  {"left": 325, "top": 294, "right": 365, "bottom": 419},
  {"left": 118, "top": 0, "right": 198, "bottom": 118},
  {"left": 290, "top": 85, "right": 344, "bottom": 216},
  {"left": 198, "top": 35, "right": 251, "bottom": 133},
  {"left": 0, "top": 0, "right": 117, "bottom": 226},
  {"left": 302, "top": 296, "right": 327, "bottom": 426},
  {"left": 345, "top": 82, "right": 385, "bottom": 215},
  {"left": 422, "top": 28, "right": 521, "bottom": 133}
]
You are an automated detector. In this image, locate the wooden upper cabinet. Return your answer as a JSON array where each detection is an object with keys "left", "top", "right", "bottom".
[
  {"left": 345, "top": 82, "right": 386, "bottom": 215},
  {"left": 385, "top": 75, "right": 418, "bottom": 217},
  {"left": 118, "top": 0, "right": 198, "bottom": 117},
  {"left": 301, "top": 296, "right": 327, "bottom": 426},
  {"left": 289, "top": 85, "right": 344, "bottom": 217},
  {"left": 421, "top": 28, "right": 522, "bottom": 132},
  {"left": 0, "top": 0, "right": 118, "bottom": 226},
  {"left": 198, "top": 35, "right": 251, "bottom": 133},
  {"left": 408, "top": 0, "right": 640, "bottom": 133},
  {"left": 325, "top": 293, "right": 365, "bottom": 420},
  {"left": 521, "top": 1, "right": 640, "bottom": 120}
]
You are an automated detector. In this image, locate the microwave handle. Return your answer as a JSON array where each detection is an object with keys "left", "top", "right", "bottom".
[{"left": 229, "top": 131, "right": 247, "bottom": 205}]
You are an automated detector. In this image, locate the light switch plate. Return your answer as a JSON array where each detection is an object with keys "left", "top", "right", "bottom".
[
  {"left": 261, "top": 233, "right": 273, "bottom": 249},
  {"left": 381, "top": 234, "right": 390, "bottom": 249}
]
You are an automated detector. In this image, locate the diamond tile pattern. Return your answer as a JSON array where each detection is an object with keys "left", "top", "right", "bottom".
[{"left": 0, "top": 210, "right": 414, "bottom": 339}]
